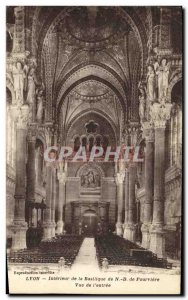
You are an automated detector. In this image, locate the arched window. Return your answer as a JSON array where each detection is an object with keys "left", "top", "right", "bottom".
[
  {"left": 88, "top": 135, "right": 94, "bottom": 152},
  {"left": 35, "top": 140, "right": 44, "bottom": 187},
  {"left": 81, "top": 136, "right": 87, "bottom": 148},
  {"left": 96, "top": 135, "right": 102, "bottom": 147},
  {"left": 169, "top": 81, "right": 182, "bottom": 168},
  {"left": 103, "top": 136, "right": 109, "bottom": 151},
  {"left": 74, "top": 136, "right": 80, "bottom": 152}
]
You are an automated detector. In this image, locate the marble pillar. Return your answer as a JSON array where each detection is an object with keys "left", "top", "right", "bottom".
[
  {"left": 51, "top": 167, "right": 56, "bottom": 237},
  {"left": 149, "top": 103, "right": 172, "bottom": 258},
  {"left": 126, "top": 163, "right": 137, "bottom": 242},
  {"left": 27, "top": 127, "right": 36, "bottom": 226},
  {"left": 141, "top": 122, "right": 154, "bottom": 249},
  {"left": 11, "top": 105, "right": 29, "bottom": 250},
  {"left": 42, "top": 164, "right": 53, "bottom": 240},
  {"left": 116, "top": 172, "right": 125, "bottom": 236},
  {"left": 123, "top": 169, "right": 129, "bottom": 238},
  {"left": 56, "top": 170, "right": 67, "bottom": 234}
]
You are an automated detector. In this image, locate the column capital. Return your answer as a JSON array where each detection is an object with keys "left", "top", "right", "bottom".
[
  {"left": 115, "top": 172, "right": 125, "bottom": 185},
  {"left": 142, "top": 121, "right": 154, "bottom": 142},
  {"left": 128, "top": 161, "right": 137, "bottom": 169},
  {"left": 150, "top": 103, "right": 172, "bottom": 129},
  {"left": 57, "top": 171, "right": 67, "bottom": 185},
  {"left": 44, "top": 122, "right": 55, "bottom": 146},
  {"left": 10, "top": 104, "right": 30, "bottom": 129},
  {"left": 27, "top": 124, "right": 38, "bottom": 142},
  {"left": 123, "top": 122, "right": 141, "bottom": 146}
]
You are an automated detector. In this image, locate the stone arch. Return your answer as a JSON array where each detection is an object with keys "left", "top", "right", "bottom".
[
  {"left": 36, "top": 126, "right": 47, "bottom": 149},
  {"left": 65, "top": 109, "right": 118, "bottom": 146},
  {"left": 146, "top": 7, "right": 153, "bottom": 37},
  {"left": 55, "top": 50, "right": 129, "bottom": 89},
  {"left": 167, "top": 71, "right": 182, "bottom": 102},
  {"left": 56, "top": 74, "right": 126, "bottom": 136},
  {"left": 6, "top": 79, "right": 15, "bottom": 104},
  {"left": 118, "top": 7, "right": 148, "bottom": 75},
  {"left": 136, "top": 132, "right": 145, "bottom": 146},
  {"left": 57, "top": 73, "right": 125, "bottom": 145},
  {"left": 56, "top": 69, "right": 127, "bottom": 115},
  {"left": 36, "top": 7, "right": 74, "bottom": 70},
  {"left": 36, "top": 133, "right": 46, "bottom": 150},
  {"left": 35, "top": 7, "right": 147, "bottom": 77}
]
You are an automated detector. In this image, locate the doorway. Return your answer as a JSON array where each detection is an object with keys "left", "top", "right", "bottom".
[{"left": 82, "top": 210, "right": 97, "bottom": 237}]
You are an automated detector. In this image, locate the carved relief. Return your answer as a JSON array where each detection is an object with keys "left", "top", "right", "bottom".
[
  {"left": 81, "top": 170, "right": 101, "bottom": 188},
  {"left": 150, "top": 103, "right": 172, "bottom": 128}
]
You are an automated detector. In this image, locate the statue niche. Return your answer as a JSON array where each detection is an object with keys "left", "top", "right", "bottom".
[{"left": 81, "top": 170, "right": 101, "bottom": 188}]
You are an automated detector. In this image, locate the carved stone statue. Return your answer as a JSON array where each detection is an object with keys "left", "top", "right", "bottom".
[
  {"left": 36, "top": 89, "right": 44, "bottom": 123},
  {"left": 146, "top": 65, "right": 156, "bottom": 103},
  {"left": 155, "top": 58, "right": 170, "bottom": 101},
  {"left": 139, "top": 94, "right": 145, "bottom": 122},
  {"left": 138, "top": 82, "right": 146, "bottom": 122},
  {"left": 84, "top": 175, "right": 89, "bottom": 187},
  {"left": 88, "top": 171, "right": 95, "bottom": 185},
  {"left": 95, "top": 174, "right": 100, "bottom": 187},
  {"left": 26, "top": 67, "right": 37, "bottom": 105},
  {"left": 12, "top": 62, "right": 26, "bottom": 106}
]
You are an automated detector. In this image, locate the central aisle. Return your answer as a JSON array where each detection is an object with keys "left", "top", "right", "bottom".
[{"left": 72, "top": 237, "right": 99, "bottom": 271}]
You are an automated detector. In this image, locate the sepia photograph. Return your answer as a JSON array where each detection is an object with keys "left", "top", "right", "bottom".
[{"left": 6, "top": 5, "right": 183, "bottom": 295}]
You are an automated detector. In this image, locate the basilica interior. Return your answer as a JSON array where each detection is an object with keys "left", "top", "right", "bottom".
[{"left": 6, "top": 6, "right": 182, "bottom": 266}]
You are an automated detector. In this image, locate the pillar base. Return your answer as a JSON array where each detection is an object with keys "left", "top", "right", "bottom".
[
  {"left": 124, "top": 224, "right": 136, "bottom": 242},
  {"left": 51, "top": 222, "right": 56, "bottom": 237},
  {"left": 11, "top": 221, "right": 28, "bottom": 250},
  {"left": 42, "top": 222, "right": 53, "bottom": 240},
  {"left": 31, "top": 208, "right": 37, "bottom": 227},
  {"left": 141, "top": 223, "right": 151, "bottom": 249},
  {"left": 123, "top": 224, "right": 128, "bottom": 239},
  {"left": 116, "top": 222, "right": 123, "bottom": 236},
  {"left": 56, "top": 221, "right": 64, "bottom": 234},
  {"left": 149, "top": 224, "right": 166, "bottom": 258}
]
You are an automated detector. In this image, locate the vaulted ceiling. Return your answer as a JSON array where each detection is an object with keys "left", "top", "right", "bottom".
[
  {"left": 29, "top": 7, "right": 149, "bottom": 127},
  {"left": 6, "top": 6, "right": 183, "bottom": 145}
]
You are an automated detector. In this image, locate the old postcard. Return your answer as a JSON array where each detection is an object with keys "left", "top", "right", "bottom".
[{"left": 6, "top": 6, "right": 182, "bottom": 295}]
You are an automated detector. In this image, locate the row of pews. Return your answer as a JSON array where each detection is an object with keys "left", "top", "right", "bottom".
[
  {"left": 7, "top": 235, "right": 84, "bottom": 267},
  {"left": 95, "top": 235, "right": 172, "bottom": 269}
]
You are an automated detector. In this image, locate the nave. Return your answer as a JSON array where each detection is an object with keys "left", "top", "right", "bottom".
[
  {"left": 8, "top": 234, "right": 172, "bottom": 270},
  {"left": 6, "top": 6, "right": 182, "bottom": 265}
]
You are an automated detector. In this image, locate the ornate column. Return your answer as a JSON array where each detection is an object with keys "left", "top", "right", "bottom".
[
  {"left": 126, "top": 163, "right": 137, "bottom": 242},
  {"left": 56, "top": 166, "right": 67, "bottom": 234},
  {"left": 51, "top": 167, "right": 57, "bottom": 237},
  {"left": 115, "top": 172, "right": 125, "bottom": 236},
  {"left": 42, "top": 164, "right": 53, "bottom": 240},
  {"left": 12, "top": 7, "right": 25, "bottom": 55},
  {"left": 10, "top": 104, "right": 30, "bottom": 250},
  {"left": 42, "top": 123, "right": 54, "bottom": 239},
  {"left": 149, "top": 103, "right": 172, "bottom": 257},
  {"left": 26, "top": 126, "right": 37, "bottom": 226},
  {"left": 141, "top": 122, "right": 154, "bottom": 248},
  {"left": 123, "top": 168, "right": 129, "bottom": 238}
]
